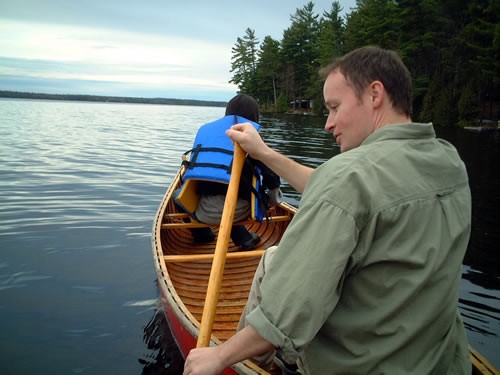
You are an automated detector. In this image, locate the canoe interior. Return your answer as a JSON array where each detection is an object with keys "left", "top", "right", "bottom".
[{"left": 159, "top": 168, "right": 295, "bottom": 342}]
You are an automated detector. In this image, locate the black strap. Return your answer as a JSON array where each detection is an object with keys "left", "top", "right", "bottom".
[
  {"left": 182, "top": 145, "right": 234, "bottom": 173},
  {"left": 189, "top": 144, "right": 202, "bottom": 168},
  {"left": 195, "top": 147, "right": 234, "bottom": 154},
  {"left": 240, "top": 159, "right": 271, "bottom": 223},
  {"left": 191, "top": 162, "right": 231, "bottom": 172},
  {"left": 181, "top": 115, "right": 241, "bottom": 169}
]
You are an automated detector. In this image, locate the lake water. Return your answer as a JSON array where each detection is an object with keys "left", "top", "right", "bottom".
[{"left": 0, "top": 99, "right": 498, "bottom": 373}]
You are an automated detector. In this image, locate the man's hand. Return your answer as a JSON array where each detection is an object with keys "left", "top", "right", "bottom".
[
  {"left": 183, "top": 346, "right": 226, "bottom": 375},
  {"left": 226, "top": 122, "right": 271, "bottom": 161},
  {"left": 183, "top": 325, "right": 275, "bottom": 375}
]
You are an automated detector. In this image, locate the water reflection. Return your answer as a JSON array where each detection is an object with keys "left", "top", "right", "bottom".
[
  {"left": 460, "top": 266, "right": 500, "bottom": 365},
  {"left": 435, "top": 127, "right": 500, "bottom": 291},
  {"left": 140, "top": 301, "right": 184, "bottom": 375}
]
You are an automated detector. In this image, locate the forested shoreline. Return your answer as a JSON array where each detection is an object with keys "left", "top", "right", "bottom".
[
  {"left": 0, "top": 91, "right": 227, "bottom": 108},
  {"left": 229, "top": 0, "right": 499, "bottom": 127}
]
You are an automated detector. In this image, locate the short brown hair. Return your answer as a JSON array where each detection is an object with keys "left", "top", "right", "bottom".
[{"left": 320, "top": 46, "right": 412, "bottom": 117}]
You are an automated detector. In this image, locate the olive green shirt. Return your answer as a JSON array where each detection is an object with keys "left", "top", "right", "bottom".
[{"left": 246, "top": 123, "right": 472, "bottom": 374}]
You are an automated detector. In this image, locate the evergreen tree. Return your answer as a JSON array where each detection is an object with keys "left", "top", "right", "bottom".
[
  {"left": 276, "top": 92, "right": 289, "bottom": 113},
  {"left": 308, "top": 1, "right": 346, "bottom": 115},
  {"left": 344, "top": 0, "right": 398, "bottom": 51},
  {"left": 230, "top": 37, "right": 248, "bottom": 90},
  {"left": 418, "top": 75, "right": 438, "bottom": 123},
  {"left": 463, "top": 0, "right": 500, "bottom": 120},
  {"left": 458, "top": 79, "right": 481, "bottom": 126},
  {"left": 419, "top": 72, "right": 456, "bottom": 124},
  {"left": 395, "top": 0, "right": 453, "bottom": 117},
  {"left": 433, "top": 82, "right": 458, "bottom": 127},
  {"left": 229, "top": 28, "right": 259, "bottom": 95},
  {"left": 317, "top": 1, "right": 346, "bottom": 66},
  {"left": 281, "top": 2, "right": 320, "bottom": 105},
  {"left": 255, "top": 36, "right": 282, "bottom": 109}
]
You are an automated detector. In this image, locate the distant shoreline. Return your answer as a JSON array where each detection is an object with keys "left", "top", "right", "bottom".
[{"left": 0, "top": 90, "right": 227, "bottom": 108}]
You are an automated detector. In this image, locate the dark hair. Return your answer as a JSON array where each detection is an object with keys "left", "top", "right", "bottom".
[
  {"left": 319, "top": 46, "right": 412, "bottom": 117},
  {"left": 225, "top": 94, "right": 259, "bottom": 123}
]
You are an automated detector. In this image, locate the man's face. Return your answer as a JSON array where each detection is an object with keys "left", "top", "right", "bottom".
[{"left": 323, "top": 71, "right": 374, "bottom": 153}]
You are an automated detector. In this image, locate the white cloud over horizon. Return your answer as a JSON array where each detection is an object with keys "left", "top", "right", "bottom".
[{"left": 0, "top": 19, "right": 237, "bottom": 100}]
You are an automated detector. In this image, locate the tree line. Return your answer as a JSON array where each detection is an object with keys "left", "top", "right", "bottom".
[
  {"left": 0, "top": 91, "right": 227, "bottom": 108},
  {"left": 229, "top": 0, "right": 499, "bottom": 127}
]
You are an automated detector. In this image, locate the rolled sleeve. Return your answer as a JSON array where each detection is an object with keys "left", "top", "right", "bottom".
[{"left": 246, "top": 305, "right": 300, "bottom": 360}]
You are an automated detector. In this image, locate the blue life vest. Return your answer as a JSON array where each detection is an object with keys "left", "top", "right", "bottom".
[{"left": 175, "top": 115, "right": 266, "bottom": 222}]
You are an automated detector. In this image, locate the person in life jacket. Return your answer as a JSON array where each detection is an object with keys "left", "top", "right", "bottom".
[{"left": 175, "top": 94, "right": 282, "bottom": 251}]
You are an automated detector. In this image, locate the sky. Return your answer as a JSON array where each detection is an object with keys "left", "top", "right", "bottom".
[{"left": 0, "top": 0, "right": 357, "bottom": 102}]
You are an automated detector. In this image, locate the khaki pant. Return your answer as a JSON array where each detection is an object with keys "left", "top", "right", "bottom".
[{"left": 195, "top": 194, "right": 250, "bottom": 224}]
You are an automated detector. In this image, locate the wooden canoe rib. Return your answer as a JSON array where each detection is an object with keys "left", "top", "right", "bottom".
[{"left": 152, "top": 166, "right": 499, "bottom": 374}]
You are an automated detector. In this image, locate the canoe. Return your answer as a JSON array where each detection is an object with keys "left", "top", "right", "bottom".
[{"left": 152, "top": 165, "right": 499, "bottom": 375}]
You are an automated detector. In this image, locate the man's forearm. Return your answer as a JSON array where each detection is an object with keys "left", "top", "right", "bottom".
[
  {"left": 260, "top": 147, "right": 313, "bottom": 194},
  {"left": 218, "top": 325, "right": 275, "bottom": 368},
  {"left": 183, "top": 325, "right": 275, "bottom": 375}
]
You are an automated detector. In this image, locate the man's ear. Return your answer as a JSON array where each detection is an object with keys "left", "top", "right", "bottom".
[{"left": 369, "top": 81, "right": 385, "bottom": 109}]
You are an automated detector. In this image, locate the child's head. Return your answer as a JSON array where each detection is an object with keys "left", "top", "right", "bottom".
[{"left": 225, "top": 94, "right": 259, "bottom": 123}]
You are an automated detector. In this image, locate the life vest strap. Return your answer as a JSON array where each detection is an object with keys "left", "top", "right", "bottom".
[
  {"left": 182, "top": 145, "right": 234, "bottom": 173},
  {"left": 241, "top": 159, "right": 270, "bottom": 222}
]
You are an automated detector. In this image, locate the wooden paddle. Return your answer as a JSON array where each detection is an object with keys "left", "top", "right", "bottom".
[{"left": 196, "top": 142, "right": 246, "bottom": 348}]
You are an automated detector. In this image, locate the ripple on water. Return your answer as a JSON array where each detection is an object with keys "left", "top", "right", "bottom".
[
  {"left": 0, "top": 269, "right": 53, "bottom": 291},
  {"left": 72, "top": 286, "right": 106, "bottom": 294}
]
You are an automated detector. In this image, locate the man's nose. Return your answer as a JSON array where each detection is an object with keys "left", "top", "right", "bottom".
[{"left": 325, "top": 114, "right": 335, "bottom": 132}]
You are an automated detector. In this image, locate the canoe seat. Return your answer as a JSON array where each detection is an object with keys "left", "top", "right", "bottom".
[
  {"left": 161, "top": 214, "right": 292, "bottom": 230},
  {"left": 164, "top": 249, "right": 265, "bottom": 263}
]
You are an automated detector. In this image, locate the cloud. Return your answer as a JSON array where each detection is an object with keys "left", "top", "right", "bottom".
[
  {"left": 0, "top": 19, "right": 238, "bottom": 100},
  {"left": 0, "top": 74, "right": 235, "bottom": 101}
]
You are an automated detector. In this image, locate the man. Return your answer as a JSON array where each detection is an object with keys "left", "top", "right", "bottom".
[{"left": 183, "top": 46, "right": 472, "bottom": 375}]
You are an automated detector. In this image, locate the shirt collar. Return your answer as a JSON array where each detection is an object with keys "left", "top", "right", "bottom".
[{"left": 361, "top": 122, "right": 436, "bottom": 147}]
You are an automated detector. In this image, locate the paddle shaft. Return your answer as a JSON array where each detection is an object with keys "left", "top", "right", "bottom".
[{"left": 196, "top": 143, "right": 246, "bottom": 348}]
